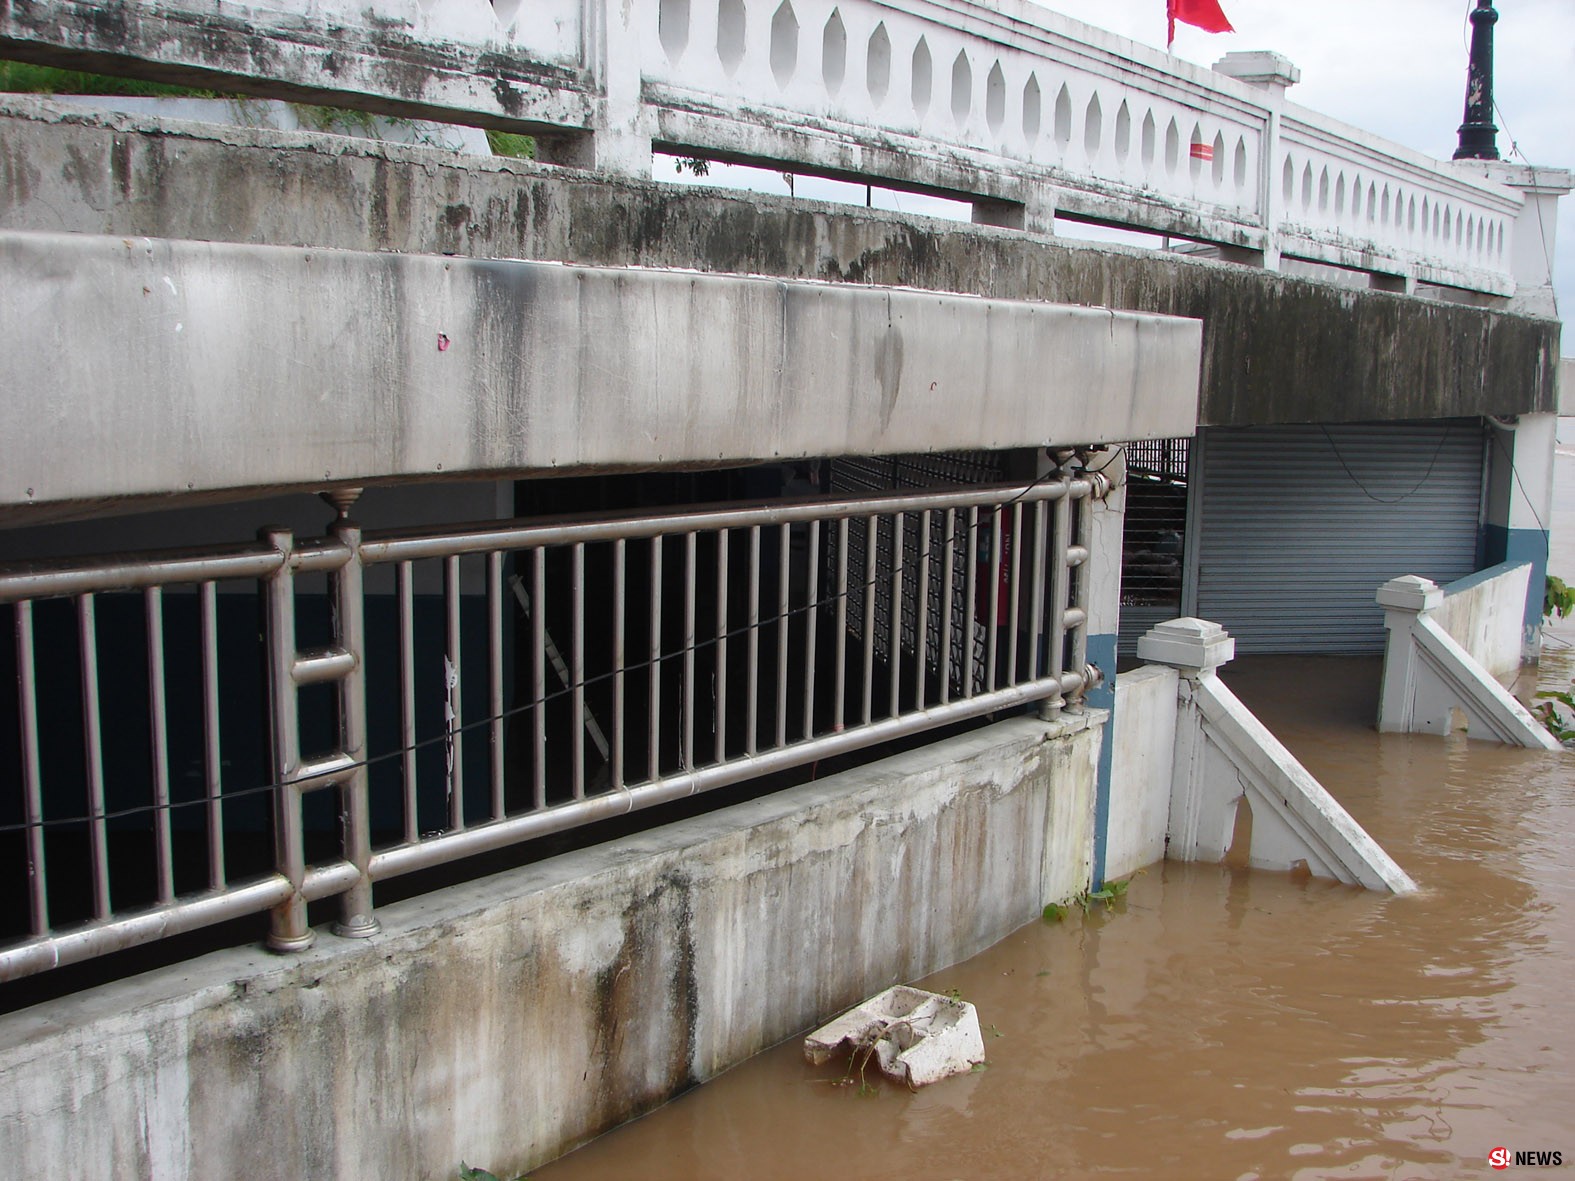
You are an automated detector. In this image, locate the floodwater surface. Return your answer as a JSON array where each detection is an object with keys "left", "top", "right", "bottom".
[{"left": 534, "top": 455, "right": 1575, "bottom": 1181}]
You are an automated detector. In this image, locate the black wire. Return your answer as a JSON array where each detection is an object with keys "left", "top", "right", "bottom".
[
  {"left": 0, "top": 461, "right": 1100, "bottom": 836},
  {"left": 1488, "top": 425, "right": 1550, "bottom": 537},
  {"left": 1318, "top": 422, "right": 1455, "bottom": 505}
]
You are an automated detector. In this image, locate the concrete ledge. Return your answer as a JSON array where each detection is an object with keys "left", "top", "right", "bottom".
[
  {"left": 0, "top": 228, "right": 1201, "bottom": 511},
  {"left": 0, "top": 714, "right": 1100, "bottom": 1180}
]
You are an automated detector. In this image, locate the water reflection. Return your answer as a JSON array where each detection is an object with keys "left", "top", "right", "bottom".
[{"left": 535, "top": 461, "right": 1575, "bottom": 1181}]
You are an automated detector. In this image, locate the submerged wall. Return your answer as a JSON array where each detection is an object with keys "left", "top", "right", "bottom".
[{"left": 0, "top": 714, "right": 1100, "bottom": 1180}]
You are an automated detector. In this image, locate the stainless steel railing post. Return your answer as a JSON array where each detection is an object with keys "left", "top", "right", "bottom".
[
  {"left": 261, "top": 526, "right": 313, "bottom": 952},
  {"left": 330, "top": 511, "right": 378, "bottom": 939}
]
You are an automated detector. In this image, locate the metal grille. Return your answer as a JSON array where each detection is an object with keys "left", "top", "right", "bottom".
[
  {"left": 1119, "top": 438, "right": 1191, "bottom": 656},
  {"left": 829, "top": 452, "right": 1012, "bottom": 695},
  {"left": 0, "top": 475, "right": 1101, "bottom": 981}
]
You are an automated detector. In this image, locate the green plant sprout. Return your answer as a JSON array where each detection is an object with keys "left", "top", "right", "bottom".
[{"left": 1042, "top": 876, "right": 1131, "bottom": 922}]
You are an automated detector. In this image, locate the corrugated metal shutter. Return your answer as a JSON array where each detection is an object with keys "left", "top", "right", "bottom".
[{"left": 1192, "top": 421, "right": 1484, "bottom": 654}]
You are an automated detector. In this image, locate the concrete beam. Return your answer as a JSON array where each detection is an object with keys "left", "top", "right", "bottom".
[
  {"left": 0, "top": 230, "right": 1202, "bottom": 513},
  {"left": 0, "top": 99, "right": 1556, "bottom": 434}
]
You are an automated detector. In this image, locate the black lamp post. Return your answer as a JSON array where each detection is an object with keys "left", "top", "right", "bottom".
[{"left": 1453, "top": 0, "right": 1500, "bottom": 161}]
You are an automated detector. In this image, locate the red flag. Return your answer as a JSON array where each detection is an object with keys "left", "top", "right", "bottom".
[{"left": 1168, "top": 0, "right": 1234, "bottom": 46}]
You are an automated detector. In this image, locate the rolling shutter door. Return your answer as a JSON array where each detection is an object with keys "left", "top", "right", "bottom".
[{"left": 1192, "top": 420, "right": 1484, "bottom": 654}]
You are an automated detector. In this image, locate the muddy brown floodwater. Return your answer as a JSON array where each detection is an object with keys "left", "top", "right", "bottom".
[{"left": 534, "top": 455, "right": 1575, "bottom": 1181}]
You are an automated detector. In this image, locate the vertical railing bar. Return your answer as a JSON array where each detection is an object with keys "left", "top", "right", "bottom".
[
  {"left": 649, "top": 535, "right": 664, "bottom": 779},
  {"left": 261, "top": 527, "right": 309, "bottom": 950},
  {"left": 1006, "top": 501, "right": 1024, "bottom": 686},
  {"left": 985, "top": 507, "right": 1002, "bottom": 694},
  {"left": 775, "top": 523, "right": 789, "bottom": 749},
  {"left": 200, "top": 580, "right": 226, "bottom": 891},
  {"left": 861, "top": 514, "right": 877, "bottom": 725},
  {"left": 938, "top": 508, "right": 955, "bottom": 706},
  {"left": 331, "top": 513, "right": 376, "bottom": 938},
  {"left": 802, "top": 519, "right": 820, "bottom": 741},
  {"left": 15, "top": 601, "right": 49, "bottom": 935},
  {"left": 746, "top": 526, "right": 760, "bottom": 756},
  {"left": 531, "top": 548, "right": 547, "bottom": 810},
  {"left": 613, "top": 538, "right": 627, "bottom": 791},
  {"left": 888, "top": 512, "right": 904, "bottom": 718},
  {"left": 1029, "top": 499, "right": 1049, "bottom": 680},
  {"left": 683, "top": 532, "right": 697, "bottom": 771},
  {"left": 1047, "top": 487, "right": 1072, "bottom": 719},
  {"left": 571, "top": 541, "right": 586, "bottom": 800},
  {"left": 397, "top": 561, "right": 419, "bottom": 842},
  {"left": 963, "top": 506, "right": 978, "bottom": 699},
  {"left": 1068, "top": 486, "right": 1094, "bottom": 713},
  {"left": 914, "top": 511, "right": 931, "bottom": 711},
  {"left": 144, "top": 586, "right": 174, "bottom": 906},
  {"left": 488, "top": 551, "right": 505, "bottom": 820},
  {"left": 714, "top": 530, "right": 728, "bottom": 765},
  {"left": 833, "top": 517, "right": 849, "bottom": 732},
  {"left": 78, "top": 593, "right": 111, "bottom": 921},
  {"left": 444, "top": 554, "right": 464, "bottom": 831}
]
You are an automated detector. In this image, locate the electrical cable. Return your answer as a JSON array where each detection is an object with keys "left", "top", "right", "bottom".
[
  {"left": 1318, "top": 422, "right": 1455, "bottom": 505},
  {"left": 1488, "top": 425, "right": 1549, "bottom": 536}
]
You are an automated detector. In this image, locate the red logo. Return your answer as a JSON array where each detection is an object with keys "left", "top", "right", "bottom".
[{"left": 1490, "top": 1147, "right": 1512, "bottom": 1170}]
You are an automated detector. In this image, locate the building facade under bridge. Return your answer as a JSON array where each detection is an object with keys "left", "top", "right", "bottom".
[{"left": 0, "top": 0, "right": 1566, "bottom": 1175}]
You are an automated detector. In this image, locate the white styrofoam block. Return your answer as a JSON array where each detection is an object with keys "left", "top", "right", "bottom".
[{"left": 803, "top": 985, "right": 985, "bottom": 1088}]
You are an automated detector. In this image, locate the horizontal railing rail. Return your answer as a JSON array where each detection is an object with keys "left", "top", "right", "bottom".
[
  {"left": 0, "top": 468, "right": 1107, "bottom": 981},
  {"left": 0, "top": 0, "right": 1524, "bottom": 294}
]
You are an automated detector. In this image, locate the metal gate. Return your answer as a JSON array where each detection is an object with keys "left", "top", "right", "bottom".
[{"left": 1190, "top": 420, "right": 1485, "bottom": 654}]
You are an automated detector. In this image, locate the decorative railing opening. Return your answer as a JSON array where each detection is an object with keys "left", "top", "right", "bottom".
[
  {"left": 0, "top": 0, "right": 1526, "bottom": 296},
  {"left": 0, "top": 460, "right": 1108, "bottom": 982}
]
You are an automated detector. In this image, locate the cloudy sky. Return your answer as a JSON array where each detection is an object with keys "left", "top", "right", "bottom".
[{"left": 1038, "top": 0, "right": 1573, "bottom": 344}]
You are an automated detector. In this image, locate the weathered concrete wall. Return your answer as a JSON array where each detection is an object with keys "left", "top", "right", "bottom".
[
  {"left": 1105, "top": 664, "right": 1177, "bottom": 882},
  {"left": 0, "top": 97, "right": 1559, "bottom": 431},
  {"left": 0, "top": 715, "right": 1100, "bottom": 1181},
  {"left": 0, "top": 227, "right": 1200, "bottom": 513},
  {"left": 1433, "top": 562, "right": 1533, "bottom": 683}
]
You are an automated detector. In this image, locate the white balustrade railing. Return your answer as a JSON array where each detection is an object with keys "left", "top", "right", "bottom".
[{"left": 0, "top": 0, "right": 1526, "bottom": 294}]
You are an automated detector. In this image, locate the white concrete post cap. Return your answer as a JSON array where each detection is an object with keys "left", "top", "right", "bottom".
[
  {"left": 1136, "top": 617, "right": 1236, "bottom": 673},
  {"left": 1211, "top": 50, "right": 1302, "bottom": 89},
  {"left": 1376, "top": 575, "right": 1442, "bottom": 613}
]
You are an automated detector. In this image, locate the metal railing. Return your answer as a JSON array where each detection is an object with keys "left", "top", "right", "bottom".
[{"left": 0, "top": 467, "right": 1107, "bottom": 981}]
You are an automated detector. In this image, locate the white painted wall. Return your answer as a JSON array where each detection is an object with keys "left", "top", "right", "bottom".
[
  {"left": 1105, "top": 664, "right": 1177, "bottom": 881},
  {"left": 1432, "top": 563, "right": 1533, "bottom": 684}
]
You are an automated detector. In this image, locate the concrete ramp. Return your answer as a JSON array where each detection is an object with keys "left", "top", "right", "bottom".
[
  {"left": 1137, "top": 619, "right": 1417, "bottom": 894},
  {"left": 1377, "top": 576, "right": 1560, "bottom": 749}
]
